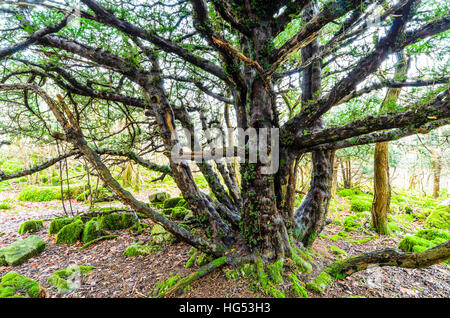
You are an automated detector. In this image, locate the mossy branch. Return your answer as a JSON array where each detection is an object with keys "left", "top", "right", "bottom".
[{"left": 327, "top": 240, "right": 450, "bottom": 279}]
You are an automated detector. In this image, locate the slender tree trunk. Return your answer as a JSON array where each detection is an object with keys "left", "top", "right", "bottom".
[
  {"left": 431, "top": 151, "right": 441, "bottom": 199},
  {"left": 372, "top": 52, "right": 407, "bottom": 234},
  {"left": 372, "top": 141, "right": 391, "bottom": 234}
]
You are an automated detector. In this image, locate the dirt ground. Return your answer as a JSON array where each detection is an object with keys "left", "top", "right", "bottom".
[{"left": 0, "top": 188, "right": 449, "bottom": 298}]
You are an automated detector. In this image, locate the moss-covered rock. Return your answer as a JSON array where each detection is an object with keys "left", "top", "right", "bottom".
[
  {"left": 163, "top": 197, "right": 184, "bottom": 209},
  {"left": 0, "top": 235, "right": 46, "bottom": 266},
  {"left": 350, "top": 198, "right": 372, "bottom": 212},
  {"left": 425, "top": 206, "right": 450, "bottom": 229},
  {"left": 123, "top": 244, "right": 163, "bottom": 256},
  {"left": 343, "top": 215, "right": 363, "bottom": 232},
  {"left": 47, "top": 265, "right": 95, "bottom": 293},
  {"left": 398, "top": 235, "right": 432, "bottom": 252},
  {"left": 0, "top": 272, "right": 41, "bottom": 298},
  {"left": 98, "top": 213, "right": 135, "bottom": 231},
  {"left": 150, "top": 224, "right": 178, "bottom": 245},
  {"left": 81, "top": 218, "right": 107, "bottom": 243},
  {"left": 18, "top": 220, "right": 44, "bottom": 234},
  {"left": 55, "top": 219, "right": 84, "bottom": 245},
  {"left": 48, "top": 217, "right": 74, "bottom": 235},
  {"left": 171, "top": 207, "right": 189, "bottom": 220},
  {"left": 149, "top": 192, "right": 170, "bottom": 203}
]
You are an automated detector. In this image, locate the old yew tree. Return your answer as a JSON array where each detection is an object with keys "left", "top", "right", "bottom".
[{"left": 0, "top": 0, "right": 449, "bottom": 297}]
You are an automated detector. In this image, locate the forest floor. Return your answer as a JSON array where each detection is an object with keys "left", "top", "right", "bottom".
[{"left": 0, "top": 188, "right": 449, "bottom": 298}]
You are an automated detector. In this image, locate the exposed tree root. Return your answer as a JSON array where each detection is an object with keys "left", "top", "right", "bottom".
[{"left": 156, "top": 256, "right": 229, "bottom": 298}]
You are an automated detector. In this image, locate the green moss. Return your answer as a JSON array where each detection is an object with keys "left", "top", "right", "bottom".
[
  {"left": 343, "top": 215, "right": 363, "bottom": 232},
  {"left": 329, "top": 245, "right": 348, "bottom": 257},
  {"left": 288, "top": 273, "right": 308, "bottom": 298},
  {"left": 18, "top": 220, "right": 44, "bottom": 234},
  {"left": 0, "top": 272, "right": 40, "bottom": 298},
  {"left": 151, "top": 274, "right": 181, "bottom": 297},
  {"left": 267, "top": 285, "right": 285, "bottom": 298},
  {"left": 185, "top": 252, "right": 197, "bottom": 269},
  {"left": 171, "top": 207, "right": 188, "bottom": 220},
  {"left": 47, "top": 265, "right": 95, "bottom": 293},
  {"left": 81, "top": 218, "right": 107, "bottom": 243},
  {"left": 0, "top": 235, "right": 46, "bottom": 266},
  {"left": 350, "top": 198, "right": 372, "bottom": 212},
  {"left": 76, "top": 187, "right": 112, "bottom": 202},
  {"left": 18, "top": 186, "right": 56, "bottom": 201},
  {"left": 425, "top": 206, "right": 450, "bottom": 229},
  {"left": 98, "top": 213, "right": 135, "bottom": 231},
  {"left": 163, "top": 197, "right": 184, "bottom": 209},
  {"left": 18, "top": 185, "right": 85, "bottom": 202},
  {"left": 196, "top": 252, "right": 212, "bottom": 266},
  {"left": 55, "top": 219, "right": 84, "bottom": 245},
  {"left": 415, "top": 228, "right": 450, "bottom": 241},
  {"left": 149, "top": 192, "right": 170, "bottom": 203},
  {"left": 337, "top": 189, "right": 355, "bottom": 197},
  {"left": 307, "top": 272, "right": 334, "bottom": 294},
  {"left": 151, "top": 224, "right": 178, "bottom": 245},
  {"left": 398, "top": 227, "right": 450, "bottom": 261},
  {"left": 123, "top": 244, "right": 163, "bottom": 256},
  {"left": 398, "top": 235, "right": 434, "bottom": 252},
  {"left": 265, "top": 260, "right": 284, "bottom": 284},
  {"left": 306, "top": 272, "right": 333, "bottom": 294},
  {"left": 0, "top": 203, "right": 12, "bottom": 210},
  {"left": 48, "top": 217, "right": 74, "bottom": 235}
]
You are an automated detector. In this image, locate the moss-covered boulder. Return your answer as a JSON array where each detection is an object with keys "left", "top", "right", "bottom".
[
  {"left": 171, "top": 207, "right": 189, "bottom": 220},
  {"left": 98, "top": 213, "right": 135, "bottom": 231},
  {"left": 123, "top": 244, "right": 163, "bottom": 256},
  {"left": 149, "top": 192, "right": 170, "bottom": 203},
  {"left": 350, "top": 198, "right": 372, "bottom": 212},
  {"left": 18, "top": 220, "right": 44, "bottom": 234},
  {"left": 55, "top": 219, "right": 84, "bottom": 245},
  {"left": 81, "top": 218, "right": 107, "bottom": 243},
  {"left": 425, "top": 206, "right": 450, "bottom": 229},
  {"left": 48, "top": 217, "right": 74, "bottom": 235},
  {"left": 163, "top": 197, "right": 184, "bottom": 209},
  {"left": 398, "top": 228, "right": 450, "bottom": 261},
  {"left": 343, "top": 215, "right": 364, "bottom": 232},
  {"left": 0, "top": 235, "right": 46, "bottom": 266},
  {"left": 0, "top": 272, "right": 41, "bottom": 298},
  {"left": 47, "top": 265, "right": 95, "bottom": 294},
  {"left": 151, "top": 224, "right": 178, "bottom": 245}
]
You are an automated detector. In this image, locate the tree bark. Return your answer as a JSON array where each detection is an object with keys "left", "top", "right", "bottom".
[
  {"left": 372, "top": 141, "right": 391, "bottom": 234},
  {"left": 431, "top": 151, "right": 441, "bottom": 199},
  {"left": 372, "top": 52, "right": 407, "bottom": 234},
  {"left": 328, "top": 240, "right": 450, "bottom": 279},
  {"left": 293, "top": 2, "right": 335, "bottom": 247}
]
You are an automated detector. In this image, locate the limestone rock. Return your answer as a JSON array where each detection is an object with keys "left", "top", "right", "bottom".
[{"left": 0, "top": 235, "right": 46, "bottom": 266}]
